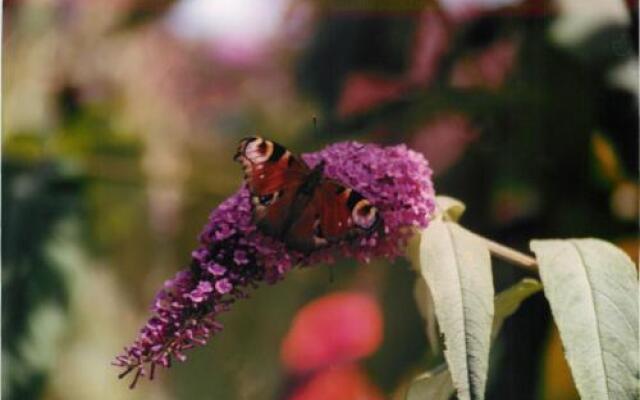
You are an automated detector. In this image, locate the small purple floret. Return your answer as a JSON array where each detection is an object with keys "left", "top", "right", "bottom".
[
  {"left": 112, "top": 140, "right": 435, "bottom": 387},
  {"left": 206, "top": 262, "right": 227, "bottom": 276},
  {"left": 215, "top": 278, "right": 233, "bottom": 294},
  {"left": 185, "top": 281, "right": 213, "bottom": 303}
]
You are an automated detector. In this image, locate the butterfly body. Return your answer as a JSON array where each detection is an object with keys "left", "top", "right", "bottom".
[{"left": 234, "top": 137, "right": 381, "bottom": 252}]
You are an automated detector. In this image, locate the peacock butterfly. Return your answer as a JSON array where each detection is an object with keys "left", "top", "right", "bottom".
[{"left": 234, "top": 137, "right": 382, "bottom": 252}]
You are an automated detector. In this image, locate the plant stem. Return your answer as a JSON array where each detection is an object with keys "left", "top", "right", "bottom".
[{"left": 469, "top": 232, "right": 538, "bottom": 272}]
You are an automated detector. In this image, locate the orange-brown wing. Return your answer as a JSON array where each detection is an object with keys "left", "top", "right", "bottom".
[
  {"left": 234, "top": 136, "right": 310, "bottom": 237},
  {"left": 282, "top": 196, "right": 321, "bottom": 252},
  {"left": 234, "top": 136, "right": 309, "bottom": 195},
  {"left": 284, "top": 180, "right": 381, "bottom": 252}
]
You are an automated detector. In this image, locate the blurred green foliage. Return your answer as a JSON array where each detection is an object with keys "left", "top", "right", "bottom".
[{"left": 2, "top": 160, "right": 82, "bottom": 399}]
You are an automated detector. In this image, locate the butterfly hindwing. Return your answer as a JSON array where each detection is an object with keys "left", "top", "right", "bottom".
[
  {"left": 252, "top": 187, "right": 299, "bottom": 237},
  {"left": 285, "top": 180, "right": 380, "bottom": 252}
]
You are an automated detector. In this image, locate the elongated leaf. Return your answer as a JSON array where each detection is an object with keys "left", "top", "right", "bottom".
[
  {"left": 414, "top": 277, "right": 440, "bottom": 353},
  {"left": 417, "top": 221, "right": 494, "bottom": 400},
  {"left": 406, "top": 364, "right": 454, "bottom": 400},
  {"left": 408, "top": 278, "right": 542, "bottom": 400},
  {"left": 434, "top": 196, "right": 466, "bottom": 222},
  {"left": 409, "top": 232, "right": 440, "bottom": 353},
  {"left": 531, "top": 239, "right": 639, "bottom": 400},
  {"left": 492, "top": 278, "right": 543, "bottom": 338}
]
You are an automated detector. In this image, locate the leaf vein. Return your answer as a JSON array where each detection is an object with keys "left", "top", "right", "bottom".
[{"left": 571, "top": 240, "right": 611, "bottom": 399}]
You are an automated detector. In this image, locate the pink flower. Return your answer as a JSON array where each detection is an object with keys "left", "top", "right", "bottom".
[
  {"left": 406, "top": 11, "right": 450, "bottom": 86},
  {"left": 184, "top": 281, "right": 214, "bottom": 303},
  {"left": 281, "top": 292, "right": 383, "bottom": 374},
  {"left": 451, "top": 38, "right": 519, "bottom": 90},
  {"left": 335, "top": 11, "right": 451, "bottom": 117},
  {"left": 206, "top": 262, "right": 227, "bottom": 276},
  {"left": 288, "top": 364, "right": 384, "bottom": 400},
  {"left": 214, "top": 278, "right": 233, "bottom": 294},
  {"left": 337, "top": 73, "right": 407, "bottom": 118},
  {"left": 410, "top": 113, "right": 480, "bottom": 175}
]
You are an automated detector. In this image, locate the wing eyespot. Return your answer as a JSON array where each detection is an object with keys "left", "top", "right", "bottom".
[
  {"left": 243, "top": 138, "right": 273, "bottom": 163},
  {"left": 260, "top": 194, "right": 273, "bottom": 205},
  {"left": 257, "top": 190, "right": 283, "bottom": 206},
  {"left": 312, "top": 218, "right": 328, "bottom": 246},
  {"left": 352, "top": 199, "right": 379, "bottom": 230},
  {"left": 259, "top": 194, "right": 273, "bottom": 205}
]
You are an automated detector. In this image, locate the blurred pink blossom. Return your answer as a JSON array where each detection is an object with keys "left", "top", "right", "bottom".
[
  {"left": 337, "top": 11, "right": 451, "bottom": 118},
  {"left": 288, "top": 364, "right": 384, "bottom": 400},
  {"left": 410, "top": 113, "right": 480, "bottom": 175},
  {"left": 337, "top": 73, "right": 407, "bottom": 118},
  {"left": 407, "top": 11, "right": 450, "bottom": 86},
  {"left": 281, "top": 292, "right": 383, "bottom": 374},
  {"left": 207, "top": 39, "right": 269, "bottom": 68},
  {"left": 451, "top": 38, "right": 519, "bottom": 89}
]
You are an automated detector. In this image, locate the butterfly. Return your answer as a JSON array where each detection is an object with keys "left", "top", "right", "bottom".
[{"left": 234, "top": 137, "right": 382, "bottom": 252}]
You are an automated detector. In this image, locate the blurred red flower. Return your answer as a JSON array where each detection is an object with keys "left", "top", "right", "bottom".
[
  {"left": 336, "top": 11, "right": 450, "bottom": 118},
  {"left": 451, "top": 38, "right": 519, "bottom": 90},
  {"left": 407, "top": 11, "right": 450, "bottom": 86},
  {"left": 281, "top": 292, "right": 383, "bottom": 374},
  {"left": 288, "top": 364, "right": 384, "bottom": 400},
  {"left": 337, "top": 73, "right": 407, "bottom": 118},
  {"left": 410, "top": 113, "right": 480, "bottom": 175}
]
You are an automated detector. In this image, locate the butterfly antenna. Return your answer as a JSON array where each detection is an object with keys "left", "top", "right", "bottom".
[{"left": 312, "top": 116, "right": 318, "bottom": 135}]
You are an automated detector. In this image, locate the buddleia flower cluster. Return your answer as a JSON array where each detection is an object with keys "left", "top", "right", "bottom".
[{"left": 113, "top": 140, "right": 435, "bottom": 387}]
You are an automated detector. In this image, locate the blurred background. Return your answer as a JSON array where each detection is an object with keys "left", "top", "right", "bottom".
[{"left": 3, "top": 0, "right": 638, "bottom": 399}]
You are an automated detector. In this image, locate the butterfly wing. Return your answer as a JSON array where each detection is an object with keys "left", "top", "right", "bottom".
[
  {"left": 236, "top": 137, "right": 381, "bottom": 252},
  {"left": 285, "top": 179, "right": 381, "bottom": 252},
  {"left": 235, "top": 137, "right": 310, "bottom": 237}
]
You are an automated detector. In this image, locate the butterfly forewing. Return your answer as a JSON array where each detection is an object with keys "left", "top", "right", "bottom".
[
  {"left": 235, "top": 137, "right": 309, "bottom": 195},
  {"left": 235, "top": 137, "right": 309, "bottom": 237}
]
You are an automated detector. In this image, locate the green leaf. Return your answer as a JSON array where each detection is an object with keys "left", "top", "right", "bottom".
[
  {"left": 492, "top": 278, "right": 543, "bottom": 338},
  {"left": 406, "top": 364, "right": 454, "bottom": 400},
  {"left": 414, "top": 277, "right": 440, "bottom": 354},
  {"left": 531, "top": 239, "right": 639, "bottom": 400},
  {"left": 415, "top": 221, "right": 494, "bottom": 400},
  {"left": 409, "top": 231, "right": 439, "bottom": 353},
  {"left": 434, "top": 196, "right": 466, "bottom": 222},
  {"left": 408, "top": 278, "right": 542, "bottom": 400}
]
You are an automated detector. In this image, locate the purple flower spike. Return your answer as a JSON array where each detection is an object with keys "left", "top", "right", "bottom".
[{"left": 113, "top": 140, "right": 435, "bottom": 387}]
